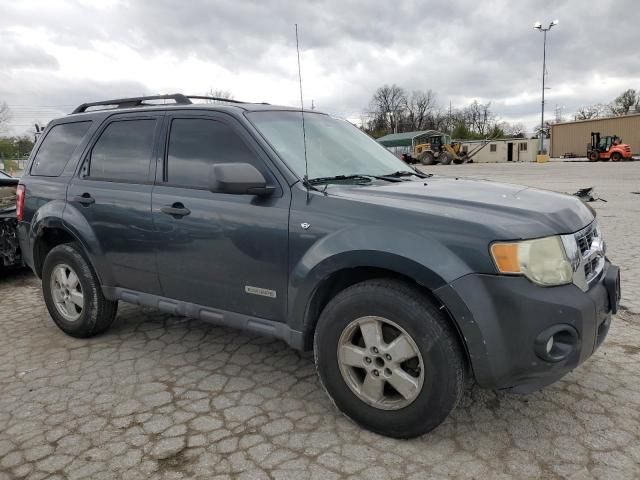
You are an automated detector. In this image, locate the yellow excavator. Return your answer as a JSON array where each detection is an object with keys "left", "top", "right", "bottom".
[{"left": 402, "top": 134, "right": 491, "bottom": 165}]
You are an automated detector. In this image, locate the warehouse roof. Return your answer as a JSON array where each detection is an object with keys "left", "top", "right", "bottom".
[
  {"left": 376, "top": 130, "right": 441, "bottom": 147},
  {"left": 550, "top": 112, "right": 640, "bottom": 127}
]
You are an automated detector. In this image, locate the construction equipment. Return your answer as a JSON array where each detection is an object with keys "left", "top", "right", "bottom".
[
  {"left": 403, "top": 134, "right": 491, "bottom": 165},
  {"left": 587, "top": 132, "right": 632, "bottom": 162}
]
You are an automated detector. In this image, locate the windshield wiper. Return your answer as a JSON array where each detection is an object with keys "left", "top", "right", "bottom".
[
  {"left": 381, "top": 170, "right": 431, "bottom": 179},
  {"left": 307, "top": 174, "right": 373, "bottom": 185}
]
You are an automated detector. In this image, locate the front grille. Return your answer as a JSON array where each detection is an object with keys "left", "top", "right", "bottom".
[
  {"left": 584, "top": 255, "right": 599, "bottom": 278},
  {"left": 574, "top": 221, "right": 604, "bottom": 287},
  {"left": 575, "top": 222, "right": 596, "bottom": 255}
]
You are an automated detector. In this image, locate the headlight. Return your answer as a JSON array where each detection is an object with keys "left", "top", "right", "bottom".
[{"left": 490, "top": 235, "right": 576, "bottom": 286}]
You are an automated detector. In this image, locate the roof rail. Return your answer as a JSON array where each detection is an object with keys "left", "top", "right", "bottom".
[
  {"left": 72, "top": 94, "right": 192, "bottom": 114},
  {"left": 71, "top": 93, "right": 252, "bottom": 114},
  {"left": 187, "top": 95, "right": 248, "bottom": 104}
]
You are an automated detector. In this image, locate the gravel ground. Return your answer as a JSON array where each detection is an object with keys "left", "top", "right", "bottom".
[{"left": 0, "top": 161, "right": 638, "bottom": 479}]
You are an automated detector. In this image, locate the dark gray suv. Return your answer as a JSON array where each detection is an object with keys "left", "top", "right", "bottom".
[{"left": 17, "top": 94, "right": 620, "bottom": 438}]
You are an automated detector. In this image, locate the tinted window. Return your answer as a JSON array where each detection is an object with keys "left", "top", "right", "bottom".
[
  {"left": 167, "top": 118, "right": 258, "bottom": 188},
  {"left": 31, "top": 122, "right": 91, "bottom": 176},
  {"left": 88, "top": 119, "right": 156, "bottom": 182}
]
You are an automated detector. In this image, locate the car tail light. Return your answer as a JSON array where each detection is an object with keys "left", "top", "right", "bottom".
[{"left": 16, "top": 184, "right": 25, "bottom": 221}]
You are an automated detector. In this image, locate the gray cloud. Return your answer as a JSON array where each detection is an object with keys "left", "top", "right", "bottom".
[
  {"left": 0, "top": 37, "right": 60, "bottom": 70},
  {"left": 2, "top": 0, "right": 640, "bottom": 134}
]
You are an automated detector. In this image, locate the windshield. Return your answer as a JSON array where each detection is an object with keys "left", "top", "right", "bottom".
[{"left": 247, "top": 111, "right": 411, "bottom": 180}]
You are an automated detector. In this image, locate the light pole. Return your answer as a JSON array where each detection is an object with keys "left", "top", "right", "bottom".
[{"left": 534, "top": 19, "right": 558, "bottom": 154}]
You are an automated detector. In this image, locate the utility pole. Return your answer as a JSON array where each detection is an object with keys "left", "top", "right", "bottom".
[{"left": 534, "top": 19, "right": 558, "bottom": 154}]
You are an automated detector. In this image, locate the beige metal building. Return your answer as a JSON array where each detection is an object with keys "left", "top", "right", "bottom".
[
  {"left": 550, "top": 114, "right": 640, "bottom": 157},
  {"left": 458, "top": 138, "right": 538, "bottom": 163}
]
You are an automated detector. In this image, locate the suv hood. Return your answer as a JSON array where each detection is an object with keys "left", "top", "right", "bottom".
[{"left": 330, "top": 176, "right": 594, "bottom": 239}]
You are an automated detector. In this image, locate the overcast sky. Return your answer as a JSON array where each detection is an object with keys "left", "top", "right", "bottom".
[{"left": 2, "top": 0, "right": 639, "bottom": 135}]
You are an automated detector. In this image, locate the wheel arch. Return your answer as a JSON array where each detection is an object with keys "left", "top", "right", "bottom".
[
  {"left": 30, "top": 206, "right": 110, "bottom": 286},
  {"left": 295, "top": 261, "right": 472, "bottom": 374}
]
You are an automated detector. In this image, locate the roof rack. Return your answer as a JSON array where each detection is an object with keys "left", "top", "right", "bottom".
[
  {"left": 187, "top": 95, "right": 248, "bottom": 104},
  {"left": 71, "top": 93, "right": 249, "bottom": 114}
]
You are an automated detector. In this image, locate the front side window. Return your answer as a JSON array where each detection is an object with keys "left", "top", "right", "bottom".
[
  {"left": 88, "top": 119, "right": 156, "bottom": 182},
  {"left": 247, "top": 111, "right": 410, "bottom": 180},
  {"left": 490, "top": 144, "right": 497, "bottom": 152},
  {"left": 31, "top": 121, "right": 92, "bottom": 176},
  {"left": 166, "top": 118, "right": 259, "bottom": 188}
]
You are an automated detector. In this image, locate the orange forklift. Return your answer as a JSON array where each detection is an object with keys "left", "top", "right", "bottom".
[{"left": 587, "top": 132, "right": 632, "bottom": 161}]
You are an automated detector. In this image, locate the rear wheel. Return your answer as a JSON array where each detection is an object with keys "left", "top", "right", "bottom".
[
  {"left": 438, "top": 151, "right": 453, "bottom": 165},
  {"left": 611, "top": 152, "right": 622, "bottom": 162},
  {"left": 42, "top": 243, "right": 117, "bottom": 338},
  {"left": 314, "top": 279, "right": 466, "bottom": 438}
]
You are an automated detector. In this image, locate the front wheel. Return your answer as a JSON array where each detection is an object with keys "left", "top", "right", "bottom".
[
  {"left": 42, "top": 243, "right": 118, "bottom": 338},
  {"left": 419, "top": 151, "right": 435, "bottom": 165},
  {"left": 314, "top": 279, "right": 466, "bottom": 438}
]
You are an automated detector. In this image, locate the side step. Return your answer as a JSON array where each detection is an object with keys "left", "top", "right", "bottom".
[{"left": 103, "top": 286, "right": 304, "bottom": 350}]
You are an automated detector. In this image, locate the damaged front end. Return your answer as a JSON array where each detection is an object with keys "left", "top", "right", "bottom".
[{"left": 0, "top": 173, "right": 22, "bottom": 268}]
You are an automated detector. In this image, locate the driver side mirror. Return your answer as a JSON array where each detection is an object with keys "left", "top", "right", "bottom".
[{"left": 209, "top": 163, "right": 275, "bottom": 196}]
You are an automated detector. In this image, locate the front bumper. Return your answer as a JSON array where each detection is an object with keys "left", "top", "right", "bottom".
[{"left": 435, "top": 260, "right": 620, "bottom": 392}]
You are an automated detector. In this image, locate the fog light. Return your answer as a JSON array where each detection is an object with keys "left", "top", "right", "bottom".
[
  {"left": 545, "top": 336, "right": 554, "bottom": 354},
  {"left": 534, "top": 325, "right": 579, "bottom": 362}
]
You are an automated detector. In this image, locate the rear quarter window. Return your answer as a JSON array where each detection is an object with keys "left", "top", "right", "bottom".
[{"left": 30, "top": 121, "right": 92, "bottom": 176}]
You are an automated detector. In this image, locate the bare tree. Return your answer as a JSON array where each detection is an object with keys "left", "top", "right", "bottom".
[
  {"left": 403, "top": 90, "right": 437, "bottom": 131},
  {"left": 0, "top": 102, "right": 11, "bottom": 133},
  {"left": 574, "top": 104, "right": 607, "bottom": 120},
  {"left": 533, "top": 120, "right": 553, "bottom": 139},
  {"left": 205, "top": 88, "right": 234, "bottom": 103},
  {"left": 463, "top": 100, "right": 494, "bottom": 136},
  {"left": 370, "top": 84, "right": 406, "bottom": 133},
  {"left": 500, "top": 122, "right": 527, "bottom": 138},
  {"left": 609, "top": 89, "right": 637, "bottom": 116}
]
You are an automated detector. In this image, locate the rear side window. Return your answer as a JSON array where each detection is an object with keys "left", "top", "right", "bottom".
[
  {"left": 88, "top": 119, "right": 156, "bottom": 182},
  {"left": 31, "top": 121, "right": 92, "bottom": 176},
  {"left": 166, "top": 118, "right": 259, "bottom": 188}
]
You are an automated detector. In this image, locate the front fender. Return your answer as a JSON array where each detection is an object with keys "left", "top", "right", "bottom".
[{"left": 287, "top": 225, "right": 474, "bottom": 332}]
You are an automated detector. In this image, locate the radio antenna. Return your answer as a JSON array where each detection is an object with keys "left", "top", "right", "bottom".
[{"left": 295, "top": 24, "right": 310, "bottom": 200}]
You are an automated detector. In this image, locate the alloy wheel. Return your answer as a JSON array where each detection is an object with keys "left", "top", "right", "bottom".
[
  {"left": 50, "top": 263, "right": 84, "bottom": 322},
  {"left": 337, "top": 316, "right": 424, "bottom": 410}
]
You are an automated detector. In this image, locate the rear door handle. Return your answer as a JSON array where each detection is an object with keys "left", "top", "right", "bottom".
[
  {"left": 73, "top": 193, "right": 95, "bottom": 205},
  {"left": 160, "top": 203, "right": 191, "bottom": 217}
]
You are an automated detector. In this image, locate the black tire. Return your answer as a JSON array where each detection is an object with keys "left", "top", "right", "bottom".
[
  {"left": 42, "top": 243, "right": 117, "bottom": 338},
  {"left": 610, "top": 152, "right": 622, "bottom": 162},
  {"left": 314, "top": 279, "right": 466, "bottom": 438},
  {"left": 588, "top": 151, "right": 599, "bottom": 162},
  {"left": 438, "top": 152, "right": 453, "bottom": 165},
  {"left": 419, "top": 151, "right": 436, "bottom": 165}
]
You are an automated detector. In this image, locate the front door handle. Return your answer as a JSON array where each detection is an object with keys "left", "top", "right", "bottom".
[
  {"left": 73, "top": 193, "right": 95, "bottom": 205},
  {"left": 160, "top": 203, "right": 191, "bottom": 218}
]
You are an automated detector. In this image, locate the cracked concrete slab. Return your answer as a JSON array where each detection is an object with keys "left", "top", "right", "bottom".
[{"left": 0, "top": 161, "right": 638, "bottom": 479}]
